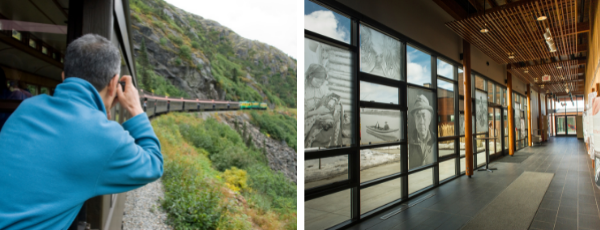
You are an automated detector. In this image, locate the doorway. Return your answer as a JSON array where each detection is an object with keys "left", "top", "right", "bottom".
[{"left": 555, "top": 115, "right": 576, "bottom": 136}]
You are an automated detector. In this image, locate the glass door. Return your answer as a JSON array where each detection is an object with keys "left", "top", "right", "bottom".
[
  {"left": 494, "top": 108, "right": 502, "bottom": 154},
  {"left": 503, "top": 109, "right": 508, "bottom": 152},
  {"left": 556, "top": 116, "right": 566, "bottom": 135},
  {"left": 567, "top": 116, "right": 576, "bottom": 135}
]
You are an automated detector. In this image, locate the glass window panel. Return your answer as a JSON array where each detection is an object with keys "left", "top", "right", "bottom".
[
  {"left": 360, "top": 178, "right": 401, "bottom": 214},
  {"left": 475, "top": 134, "right": 487, "bottom": 165},
  {"left": 504, "top": 137, "right": 508, "bottom": 149},
  {"left": 438, "top": 140, "right": 455, "bottom": 157},
  {"left": 42, "top": 46, "right": 47, "bottom": 55},
  {"left": 360, "top": 81, "right": 398, "bottom": 104},
  {"left": 438, "top": 79, "right": 455, "bottom": 137},
  {"left": 439, "top": 159, "right": 456, "bottom": 181},
  {"left": 305, "top": 155, "right": 348, "bottom": 189},
  {"left": 408, "top": 87, "right": 436, "bottom": 169},
  {"left": 407, "top": 45, "right": 432, "bottom": 87},
  {"left": 409, "top": 168, "right": 433, "bottom": 194},
  {"left": 459, "top": 113, "right": 465, "bottom": 135},
  {"left": 360, "top": 145, "right": 401, "bottom": 182},
  {"left": 360, "top": 108, "right": 402, "bottom": 145},
  {"left": 437, "top": 59, "right": 454, "bottom": 80},
  {"left": 459, "top": 137, "right": 466, "bottom": 157},
  {"left": 496, "top": 85, "right": 502, "bottom": 105},
  {"left": 26, "top": 84, "right": 37, "bottom": 96},
  {"left": 475, "top": 75, "right": 485, "bottom": 91},
  {"left": 360, "top": 24, "right": 401, "bottom": 80},
  {"left": 41, "top": 87, "right": 50, "bottom": 95},
  {"left": 305, "top": 38, "right": 354, "bottom": 150},
  {"left": 460, "top": 157, "right": 466, "bottom": 173},
  {"left": 29, "top": 39, "right": 36, "bottom": 48},
  {"left": 458, "top": 68, "right": 464, "bottom": 96},
  {"left": 305, "top": 189, "right": 351, "bottom": 230},
  {"left": 12, "top": 29, "right": 21, "bottom": 40},
  {"left": 488, "top": 82, "right": 494, "bottom": 104},
  {"left": 476, "top": 151, "right": 486, "bottom": 166},
  {"left": 304, "top": 0, "right": 351, "bottom": 44},
  {"left": 475, "top": 90, "right": 488, "bottom": 133}
]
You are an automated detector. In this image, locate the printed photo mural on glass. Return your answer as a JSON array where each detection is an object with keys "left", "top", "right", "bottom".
[
  {"left": 360, "top": 81, "right": 398, "bottom": 104},
  {"left": 408, "top": 87, "right": 436, "bottom": 169},
  {"left": 359, "top": 25, "right": 401, "bottom": 80},
  {"left": 305, "top": 38, "right": 353, "bottom": 149},
  {"left": 360, "top": 108, "right": 402, "bottom": 145},
  {"left": 459, "top": 113, "right": 465, "bottom": 135},
  {"left": 475, "top": 90, "right": 488, "bottom": 133}
]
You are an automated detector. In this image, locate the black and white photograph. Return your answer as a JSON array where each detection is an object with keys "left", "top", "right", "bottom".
[
  {"left": 408, "top": 87, "right": 436, "bottom": 169},
  {"left": 305, "top": 38, "right": 353, "bottom": 149},
  {"left": 596, "top": 157, "right": 600, "bottom": 188},
  {"left": 360, "top": 108, "right": 402, "bottom": 145},
  {"left": 360, "top": 81, "right": 398, "bottom": 104},
  {"left": 475, "top": 90, "right": 488, "bottom": 133},
  {"left": 360, "top": 25, "right": 401, "bottom": 80}
]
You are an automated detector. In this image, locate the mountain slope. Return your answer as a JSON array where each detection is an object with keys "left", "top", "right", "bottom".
[{"left": 130, "top": 0, "right": 297, "bottom": 108}]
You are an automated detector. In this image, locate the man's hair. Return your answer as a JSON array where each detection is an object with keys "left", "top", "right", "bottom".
[{"left": 64, "top": 34, "right": 121, "bottom": 91}]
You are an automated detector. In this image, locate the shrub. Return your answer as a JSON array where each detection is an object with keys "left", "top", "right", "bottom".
[
  {"left": 191, "top": 41, "right": 200, "bottom": 49},
  {"left": 223, "top": 167, "right": 249, "bottom": 193},
  {"left": 174, "top": 57, "right": 182, "bottom": 66},
  {"left": 168, "top": 34, "right": 183, "bottom": 45},
  {"left": 180, "top": 45, "right": 192, "bottom": 60},
  {"left": 159, "top": 37, "right": 167, "bottom": 46}
]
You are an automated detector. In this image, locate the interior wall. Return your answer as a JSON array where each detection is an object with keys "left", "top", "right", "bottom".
[
  {"left": 585, "top": 0, "right": 600, "bottom": 102},
  {"left": 335, "top": 0, "right": 512, "bottom": 88}
]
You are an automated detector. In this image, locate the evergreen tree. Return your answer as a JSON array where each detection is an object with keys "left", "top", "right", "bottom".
[{"left": 232, "top": 68, "right": 239, "bottom": 83}]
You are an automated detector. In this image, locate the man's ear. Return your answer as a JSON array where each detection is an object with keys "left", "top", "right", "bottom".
[
  {"left": 107, "top": 74, "right": 119, "bottom": 96},
  {"left": 61, "top": 72, "right": 65, "bottom": 81}
]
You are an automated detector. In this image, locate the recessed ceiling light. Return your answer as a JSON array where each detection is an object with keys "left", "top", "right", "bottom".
[
  {"left": 480, "top": 28, "right": 489, "bottom": 33},
  {"left": 557, "top": 66, "right": 562, "bottom": 69},
  {"left": 509, "top": 55, "right": 515, "bottom": 59},
  {"left": 541, "top": 85, "right": 544, "bottom": 88},
  {"left": 537, "top": 15, "right": 547, "bottom": 21}
]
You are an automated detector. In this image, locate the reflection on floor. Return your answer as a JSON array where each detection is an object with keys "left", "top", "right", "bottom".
[{"left": 306, "top": 137, "right": 600, "bottom": 230}]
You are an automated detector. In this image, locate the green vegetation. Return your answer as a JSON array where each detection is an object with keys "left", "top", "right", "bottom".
[
  {"left": 130, "top": 0, "right": 297, "bottom": 108},
  {"left": 249, "top": 110, "right": 297, "bottom": 150},
  {"left": 153, "top": 113, "right": 296, "bottom": 229}
]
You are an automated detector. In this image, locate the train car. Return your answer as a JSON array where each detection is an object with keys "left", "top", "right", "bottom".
[
  {"left": 170, "top": 100, "right": 183, "bottom": 112},
  {"left": 259, "top": 102, "right": 268, "bottom": 110}
]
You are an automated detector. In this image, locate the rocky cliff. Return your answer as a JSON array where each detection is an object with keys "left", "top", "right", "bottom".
[{"left": 130, "top": 0, "right": 297, "bottom": 107}]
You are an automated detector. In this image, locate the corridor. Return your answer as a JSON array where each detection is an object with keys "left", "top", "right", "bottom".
[{"left": 347, "top": 137, "right": 600, "bottom": 230}]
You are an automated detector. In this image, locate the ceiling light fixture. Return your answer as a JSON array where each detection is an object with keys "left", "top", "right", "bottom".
[
  {"left": 541, "top": 85, "right": 544, "bottom": 89},
  {"left": 557, "top": 66, "right": 562, "bottom": 69},
  {"left": 534, "top": 78, "right": 538, "bottom": 82},
  {"left": 524, "top": 68, "right": 529, "bottom": 73},
  {"left": 480, "top": 1, "right": 489, "bottom": 33},
  {"left": 508, "top": 52, "right": 515, "bottom": 59},
  {"left": 537, "top": 15, "right": 547, "bottom": 21}
]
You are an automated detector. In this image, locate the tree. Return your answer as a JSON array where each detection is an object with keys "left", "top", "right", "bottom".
[{"left": 232, "top": 68, "right": 239, "bottom": 83}]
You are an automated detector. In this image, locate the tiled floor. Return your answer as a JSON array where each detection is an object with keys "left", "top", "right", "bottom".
[{"left": 345, "top": 137, "right": 600, "bottom": 230}]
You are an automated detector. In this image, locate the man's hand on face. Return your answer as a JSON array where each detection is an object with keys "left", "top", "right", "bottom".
[{"left": 116, "top": 75, "right": 144, "bottom": 117}]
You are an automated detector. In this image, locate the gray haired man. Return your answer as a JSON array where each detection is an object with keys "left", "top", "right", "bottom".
[
  {"left": 0, "top": 34, "right": 163, "bottom": 229},
  {"left": 409, "top": 95, "right": 435, "bottom": 169}
]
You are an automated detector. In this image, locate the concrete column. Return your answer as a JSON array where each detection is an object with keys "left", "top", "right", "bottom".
[
  {"left": 463, "top": 40, "right": 474, "bottom": 177},
  {"left": 507, "top": 70, "right": 515, "bottom": 156},
  {"left": 527, "top": 84, "right": 532, "bottom": 146}
]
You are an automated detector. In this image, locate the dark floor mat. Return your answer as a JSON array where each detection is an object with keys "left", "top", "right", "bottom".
[{"left": 494, "top": 153, "right": 534, "bottom": 163}]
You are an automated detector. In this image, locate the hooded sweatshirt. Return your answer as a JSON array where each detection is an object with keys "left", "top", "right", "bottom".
[{"left": 0, "top": 77, "right": 163, "bottom": 229}]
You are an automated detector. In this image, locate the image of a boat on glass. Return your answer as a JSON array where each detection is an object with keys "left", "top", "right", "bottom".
[{"left": 366, "top": 122, "right": 399, "bottom": 142}]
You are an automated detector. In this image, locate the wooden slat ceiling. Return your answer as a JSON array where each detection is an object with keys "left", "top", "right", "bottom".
[{"left": 445, "top": 0, "right": 585, "bottom": 94}]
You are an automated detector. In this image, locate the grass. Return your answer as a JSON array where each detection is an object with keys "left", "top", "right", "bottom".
[{"left": 152, "top": 113, "right": 296, "bottom": 229}]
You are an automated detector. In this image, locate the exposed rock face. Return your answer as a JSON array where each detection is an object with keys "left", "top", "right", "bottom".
[
  {"left": 130, "top": 0, "right": 297, "bottom": 105},
  {"left": 199, "top": 111, "right": 297, "bottom": 184}
]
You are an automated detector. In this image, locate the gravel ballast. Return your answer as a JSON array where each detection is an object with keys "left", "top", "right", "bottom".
[{"left": 123, "top": 179, "right": 173, "bottom": 230}]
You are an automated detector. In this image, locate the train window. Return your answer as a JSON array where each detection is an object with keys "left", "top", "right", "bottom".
[
  {"left": 0, "top": 0, "right": 65, "bottom": 101},
  {"left": 29, "top": 39, "right": 36, "bottom": 49}
]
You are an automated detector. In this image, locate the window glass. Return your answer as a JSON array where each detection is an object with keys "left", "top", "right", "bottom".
[
  {"left": 460, "top": 157, "right": 466, "bottom": 173},
  {"left": 407, "top": 45, "right": 432, "bottom": 87},
  {"left": 29, "top": 39, "right": 36, "bottom": 48},
  {"left": 360, "top": 24, "right": 401, "bottom": 80},
  {"left": 305, "top": 155, "right": 348, "bottom": 189},
  {"left": 407, "top": 87, "right": 436, "bottom": 169},
  {"left": 458, "top": 68, "right": 464, "bottom": 96},
  {"left": 475, "top": 134, "right": 487, "bottom": 166},
  {"left": 41, "top": 87, "right": 50, "bottom": 95},
  {"left": 438, "top": 140, "right": 455, "bottom": 157},
  {"left": 459, "top": 137, "right": 466, "bottom": 156},
  {"left": 304, "top": 0, "right": 351, "bottom": 44},
  {"left": 438, "top": 79, "right": 454, "bottom": 137},
  {"left": 495, "top": 85, "right": 502, "bottom": 105},
  {"left": 360, "top": 81, "right": 398, "bottom": 104},
  {"left": 360, "top": 145, "right": 401, "bottom": 182},
  {"left": 361, "top": 178, "right": 401, "bottom": 214},
  {"left": 475, "top": 90, "right": 488, "bottom": 133},
  {"left": 409, "top": 168, "right": 433, "bottom": 194},
  {"left": 26, "top": 84, "right": 37, "bottom": 96},
  {"left": 439, "top": 159, "right": 456, "bottom": 181},
  {"left": 437, "top": 59, "right": 454, "bottom": 79},
  {"left": 487, "top": 82, "right": 494, "bottom": 104},
  {"left": 305, "top": 38, "right": 354, "bottom": 150},
  {"left": 360, "top": 108, "right": 402, "bottom": 145},
  {"left": 305, "top": 189, "right": 351, "bottom": 230},
  {"left": 475, "top": 75, "right": 485, "bottom": 91},
  {"left": 12, "top": 29, "right": 21, "bottom": 40}
]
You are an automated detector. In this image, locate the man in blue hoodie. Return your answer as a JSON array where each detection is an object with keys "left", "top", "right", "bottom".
[{"left": 0, "top": 34, "right": 163, "bottom": 229}]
